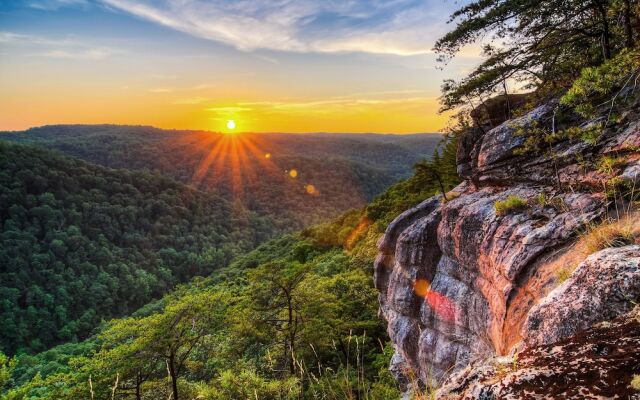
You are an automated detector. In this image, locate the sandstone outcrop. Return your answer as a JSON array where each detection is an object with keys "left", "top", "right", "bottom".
[
  {"left": 375, "top": 100, "right": 640, "bottom": 394},
  {"left": 524, "top": 245, "right": 640, "bottom": 347},
  {"left": 436, "top": 308, "right": 640, "bottom": 399}
]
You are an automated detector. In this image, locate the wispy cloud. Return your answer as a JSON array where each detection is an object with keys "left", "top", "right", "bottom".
[
  {"left": 99, "top": 0, "right": 451, "bottom": 56},
  {"left": 191, "top": 83, "right": 217, "bottom": 90},
  {"left": 0, "top": 31, "right": 123, "bottom": 60},
  {"left": 27, "top": 0, "right": 88, "bottom": 11},
  {"left": 173, "top": 96, "right": 208, "bottom": 104},
  {"left": 219, "top": 95, "right": 437, "bottom": 116},
  {"left": 41, "top": 48, "right": 120, "bottom": 60},
  {"left": 148, "top": 87, "right": 174, "bottom": 93},
  {"left": 207, "top": 106, "right": 253, "bottom": 113},
  {"left": 254, "top": 54, "right": 279, "bottom": 64}
]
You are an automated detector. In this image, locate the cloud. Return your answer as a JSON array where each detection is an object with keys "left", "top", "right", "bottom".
[
  {"left": 227, "top": 95, "right": 438, "bottom": 116},
  {"left": 173, "top": 96, "right": 208, "bottom": 104},
  {"left": 148, "top": 87, "right": 174, "bottom": 93},
  {"left": 191, "top": 83, "right": 217, "bottom": 90},
  {"left": 207, "top": 106, "right": 253, "bottom": 113},
  {"left": 0, "top": 31, "right": 123, "bottom": 60},
  {"left": 0, "top": 32, "right": 25, "bottom": 43},
  {"left": 41, "top": 48, "right": 120, "bottom": 60},
  {"left": 99, "top": 0, "right": 453, "bottom": 56},
  {"left": 254, "top": 54, "right": 280, "bottom": 64},
  {"left": 27, "top": 0, "right": 88, "bottom": 10}
]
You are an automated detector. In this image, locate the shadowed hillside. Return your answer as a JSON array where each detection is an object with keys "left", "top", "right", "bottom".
[{"left": 0, "top": 126, "right": 441, "bottom": 229}]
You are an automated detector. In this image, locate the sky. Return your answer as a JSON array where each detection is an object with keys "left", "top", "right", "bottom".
[{"left": 0, "top": 0, "right": 479, "bottom": 133}]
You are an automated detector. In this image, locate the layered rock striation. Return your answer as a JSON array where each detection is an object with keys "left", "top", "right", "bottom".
[{"left": 375, "top": 101, "right": 640, "bottom": 393}]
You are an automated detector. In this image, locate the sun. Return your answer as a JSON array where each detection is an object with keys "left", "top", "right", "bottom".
[{"left": 226, "top": 120, "right": 236, "bottom": 130}]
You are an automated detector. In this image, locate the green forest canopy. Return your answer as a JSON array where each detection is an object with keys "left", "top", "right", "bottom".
[
  {"left": 0, "top": 142, "right": 275, "bottom": 354},
  {"left": 1, "top": 137, "right": 460, "bottom": 400}
]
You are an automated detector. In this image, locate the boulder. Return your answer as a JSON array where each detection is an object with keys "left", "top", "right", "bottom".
[{"left": 523, "top": 245, "right": 640, "bottom": 346}]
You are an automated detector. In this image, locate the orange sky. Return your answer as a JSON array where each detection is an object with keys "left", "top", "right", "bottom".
[
  {"left": 0, "top": 73, "right": 451, "bottom": 132},
  {"left": 0, "top": 1, "right": 478, "bottom": 133}
]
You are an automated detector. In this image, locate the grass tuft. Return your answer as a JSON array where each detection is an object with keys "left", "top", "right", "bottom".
[
  {"left": 581, "top": 216, "right": 638, "bottom": 254},
  {"left": 494, "top": 195, "right": 528, "bottom": 216},
  {"left": 556, "top": 267, "right": 572, "bottom": 283}
]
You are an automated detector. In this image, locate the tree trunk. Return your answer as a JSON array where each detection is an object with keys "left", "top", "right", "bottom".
[
  {"left": 435, "top": 174, "right": 448, "bottom": 201},
  {"left": 286, "top": 293, "right": 295, "bottom": 375},
  {"left": 624, "top": 0, "right": 634, "bottom": 48},
  {"left": 135, "top": 372, "right": 142, "bottom": 400},
  {"left": 337, "top": 337, "right": 349, "bottom": 361},
  {"left": 168, "top": 354, "right": 179, "bottom": 400},
  {"left": 594, "top": 0, "right": 612, "bottom": 59},
  {"left": 601, "top": 23, "right": 611, "bottom": 60},
  {"left": 501, "top": 75, "right": 511, "bottom": 119}
]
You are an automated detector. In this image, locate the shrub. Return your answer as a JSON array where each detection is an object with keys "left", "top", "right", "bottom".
[
  {"left": 513, "top": 122, "right": 603, "bottom": 155},
  {"left": 561, "top": 49, "right": 640, "bottom": 118},
  {"left": 202, "top": 369, "right": 301, "bottom": 400},
  {"left": 596, "top": 156, "right": 623, "bottom": 174},
  {"left": 494, "top": 195, "right": 528, "bottom": 216}
]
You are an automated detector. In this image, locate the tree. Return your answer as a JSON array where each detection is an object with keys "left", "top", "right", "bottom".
[
  {"left": 0, "top": 142, "right": 267, "bottom": 354},
  {"left": 244, "top": 262, "right": 313, "bottom": 375},
  {"left": 94, "top": 289, "right": 229, "bottom": 400},
  {"left": 435, "top": 0, "right": 639, "bottom": 112},
  {"left": 416, "top": 151, "right": 449, "bottom": 200},
  {"left": 413, "top": 135, "right": 460, "bottom": 200},
  {"left": 0, "top": 352, "right": 14, "bottom": 391}
]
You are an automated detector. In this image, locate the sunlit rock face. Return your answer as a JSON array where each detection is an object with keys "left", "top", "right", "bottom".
[
  {"left": 436, "top": 306, "right": 640, "bottom": 399},
  {"left": 375, "top": 101, "right": 640, "bottom": 390},
  {"left": 524, "top": 245, "right": 640, "bottom": 347}
]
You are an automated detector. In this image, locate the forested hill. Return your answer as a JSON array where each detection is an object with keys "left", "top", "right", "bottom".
[
  {"left": 0, "top": 126, "right": 441, "bottom": 229},
  {"left": 0, "top": 136, "right": 460, "bottom": 400},
  {"left": 0, "top": 142, "right": 276, "bottom": 354}
]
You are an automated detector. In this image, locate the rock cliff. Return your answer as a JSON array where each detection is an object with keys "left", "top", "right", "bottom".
[
  {"left": 375, "top": 100, "right": 640, "bottom": 396},
  {"left": 437, "top": 305, "right": 640, "bottom": 399}
]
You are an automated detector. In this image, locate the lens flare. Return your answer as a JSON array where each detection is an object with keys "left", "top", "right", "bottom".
[
  {"left": 413, "top": 279, "right": 430, "bottom": 298},
  {"left": 189, "top": 132, "right": 278, "bottom": 198},
  {"left": 344, "top": 216, "right": 371, "bottom": 249},
  {"left": 426, "top": 291, "right": 456, "bottom": 323}
]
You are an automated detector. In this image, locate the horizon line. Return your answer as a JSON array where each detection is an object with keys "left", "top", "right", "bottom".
[{"left": 0, "top": 123, "right": 443, "bottom": 136}]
